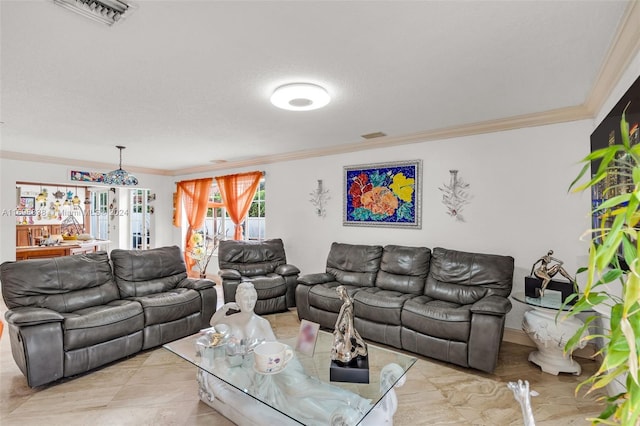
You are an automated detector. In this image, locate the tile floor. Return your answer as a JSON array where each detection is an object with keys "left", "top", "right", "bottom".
[{"left": 0, "top": 288, "right": 606, "bottom": 425}]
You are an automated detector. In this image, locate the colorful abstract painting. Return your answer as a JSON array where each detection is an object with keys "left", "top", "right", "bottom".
[
  {"left": 71, "top": 170, "right": 106, "bottom": 183},
  {"left": 344, "top": 160, "right": 422, "bottom": 228}
]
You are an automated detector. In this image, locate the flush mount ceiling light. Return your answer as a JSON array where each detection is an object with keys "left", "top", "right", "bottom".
[
  {"left": 53, "top": 0, "right": 135, "bottom": 26},
  {"left": 270, "top": 83, "right": 331, "bottom": 111},
  {"left": 104, "top": 146, "right": 138, "bottom": 186}
]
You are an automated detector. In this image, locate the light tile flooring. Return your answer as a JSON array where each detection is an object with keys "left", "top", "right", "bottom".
[{"left": 1, "top": 289, "right": 606, "bottom": 426}]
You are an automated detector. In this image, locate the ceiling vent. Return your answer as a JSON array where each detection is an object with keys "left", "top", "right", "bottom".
[
  {"left": 53, "top": 0, "right": 135, "bottom": 26},
  {"left": 361, "top": 131, "right": 387, "bottom": 140}
]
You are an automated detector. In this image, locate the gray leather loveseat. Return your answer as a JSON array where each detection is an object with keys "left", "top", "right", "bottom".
[
  {"left": 296, "top": 243, "right": 514, "bottom": 373},
  {"left": 0, "top": 245, "right": 216, "bottom": 387}
]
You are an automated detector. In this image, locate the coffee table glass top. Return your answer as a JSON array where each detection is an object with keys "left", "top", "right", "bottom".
[
  {"left": 164, "top": 329, "right": 416, "bottom": 424},
  {"left": 512, "top": 291, "right": 595, "bottom": 312}
]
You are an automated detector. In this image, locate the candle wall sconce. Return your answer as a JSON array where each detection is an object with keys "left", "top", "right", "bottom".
[
  {"left": 309, "top": 179, "right": 330, "bottom": 217},
  {"left": 439, "top": 170, "right": 472, "bottom": 222}
]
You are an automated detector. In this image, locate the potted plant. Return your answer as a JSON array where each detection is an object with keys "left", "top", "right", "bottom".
[{"left": 567, "top": 105, "right": 640, "bottom": 425}]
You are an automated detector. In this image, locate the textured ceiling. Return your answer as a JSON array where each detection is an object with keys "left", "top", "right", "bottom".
[{"left": 0, "top": 0, "right": 632, "bottom": 175}]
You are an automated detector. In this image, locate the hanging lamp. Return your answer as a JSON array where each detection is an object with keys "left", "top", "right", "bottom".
[{"left": 104, "top": 145, "right": 138, "bottom": 186}]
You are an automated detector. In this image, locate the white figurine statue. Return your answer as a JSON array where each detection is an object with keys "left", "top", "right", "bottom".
[
  {"left": 202, "top": 281, "right": 378, "bottom": 425},
  {"left": 508, "top": 379, "right": 537, "bottom": 426},
  {"left": 210, "top": 282, "right": 276, "bottom": 342}
]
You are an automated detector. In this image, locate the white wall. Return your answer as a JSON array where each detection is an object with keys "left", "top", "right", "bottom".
[
  {"left": 0, "top": 158, "right": 174, "bottom": 261},
  {"left": 176, "top": 119, "right": 592, "bottom": 331}
]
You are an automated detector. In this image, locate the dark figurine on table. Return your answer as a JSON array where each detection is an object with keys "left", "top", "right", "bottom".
[{"left": 531, "top": 250, "right": 576, "bottom": 296}]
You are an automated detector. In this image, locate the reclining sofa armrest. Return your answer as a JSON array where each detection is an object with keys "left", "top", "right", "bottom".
[
  {"left": 5, "top": 307, "right": 65, "bottom": 326},
  {"left": 178, "top": 277, "right": 216, "bottom": 290},
  {"left": 298, "top": 272, "right": 334, "bottom": 286},
  {"left": 275, "top": 264, "right": 300, "bottom": 276},
  {"left": 219, "top": 268, "right": 242, "bottom": 280},
  {"left": 471, "top": 295, "right": 512, "bottom": 316}
]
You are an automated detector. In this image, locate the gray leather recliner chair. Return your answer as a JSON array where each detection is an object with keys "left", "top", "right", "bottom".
[
  {"left": 217, "top": 238, "right": 300, "bottom": 315},
  {"left": 1, "top": 252, "right": 145, "bottom": 387}
]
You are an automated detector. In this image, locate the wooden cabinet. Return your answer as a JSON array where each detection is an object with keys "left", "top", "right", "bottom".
[
  {"left": 16, "top": 224, "right": 65, "bottom": 247},
  {"left": 15, "top": 240, "right": 110, "bottom": 261},
  {"left": 15, "top": 246, "right": 73, "bottom": 260},
  {"left": 16, "top": 225, "right": 57, "bottom": 247}
]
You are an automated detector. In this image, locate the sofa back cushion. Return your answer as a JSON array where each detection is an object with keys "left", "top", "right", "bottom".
[
  {"left": 326, "top": 242, "right": 383, "bottom": 287},
  {"left": 375, "top": 245, "right": 431, "bottom": 294},
  {"left": 425, "top": 247, "right": 514, "bottom": 304},
  {"left": 0, "top": 252, "right": 119, "bottom": 312},
  {"left": 111, "top": 245, "right": 188, "bottom": 297},
  {"left": 218, "top": 238, "right": 287, "bottom": 276}
]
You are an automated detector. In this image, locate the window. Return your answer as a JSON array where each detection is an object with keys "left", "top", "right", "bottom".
[
  {"left": 130, "top": 189, "right": 150, "bottom": 250},
  {"left": 203, "top": 179, "right": 265, "bottom": 241},
  {"left": 90, "top": 189, "right": 110, "bottom": 240},
  {"left": 246, "top": 180, "right": 265, "bottom": 240}
]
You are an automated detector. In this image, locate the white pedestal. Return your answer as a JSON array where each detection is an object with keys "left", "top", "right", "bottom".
[{"left": 522, "top": 307, "right": 586, "bottom": 375}]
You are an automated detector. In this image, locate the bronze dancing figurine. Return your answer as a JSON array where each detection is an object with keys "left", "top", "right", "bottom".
[{"left": 531, "top": 250, "right": 576, "bottom": 296}]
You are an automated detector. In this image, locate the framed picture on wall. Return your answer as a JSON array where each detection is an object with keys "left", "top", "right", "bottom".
[
  {"left": 343, "top": 159, "right": 422, "bottom": 228},
  {"left": 18, "top": 197, "right": 36, "bottom": 216}
]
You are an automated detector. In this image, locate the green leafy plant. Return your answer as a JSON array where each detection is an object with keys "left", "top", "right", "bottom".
[{"left": 566, "top": 104, "right": 640, "bottom": 425}]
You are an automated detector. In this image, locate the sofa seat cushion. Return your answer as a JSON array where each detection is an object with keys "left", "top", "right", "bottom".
[
  {"left": 131, "top": 288, "right": 201, "bottom": 326},
  {"left": 241, "top": 274, "right": 287, "bottom": 300},
  {"left": 308, "top": 283, "right": 362, "bottom": 313},
  {"left": 62, "top": 299, "right": 144, "bottom": 351},
  {"left": 354, "top": 287, "right": 415, "bottom": 326},
  {"left": 402, "top": 296, "right": 472, "bottom": 342}
]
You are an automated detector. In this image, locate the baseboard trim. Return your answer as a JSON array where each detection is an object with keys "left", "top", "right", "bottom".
[{"left": 503, "top": 327, "right": 598, "bottom": 360}]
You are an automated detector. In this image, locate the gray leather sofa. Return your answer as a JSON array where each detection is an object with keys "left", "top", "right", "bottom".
[
  {"left": 218, "top": 238, "right": 300, "bottom": 315},
  {"left": 0, "top": 246, "right": 216, "bottom": 387},
  {"left": 296, "top": 243, "right": 514, "bottom": 373}
]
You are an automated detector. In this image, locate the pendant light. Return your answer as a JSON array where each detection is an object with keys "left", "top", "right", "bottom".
[
  {"left": 72, "top": 186, "right": 81, "bottom": 206},
  {"left": 104, "top": 145, "right": 138, "bottom": 186}
]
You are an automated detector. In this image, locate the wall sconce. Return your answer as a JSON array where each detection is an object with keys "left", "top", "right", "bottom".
[
  {"left": 309, "top": 179, "right": 330, "bottom": 217},
  {"left": 438, "top": 170, "right": 472, "bottom": 222}
]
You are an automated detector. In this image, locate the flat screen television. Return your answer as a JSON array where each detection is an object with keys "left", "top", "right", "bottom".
[{"left": 589, "top": 74, "right": 640, "bottom": 262}]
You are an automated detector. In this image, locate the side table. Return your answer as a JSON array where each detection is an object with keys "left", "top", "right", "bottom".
[{"left": 512, "top": 292, "right": 593, "bottom": 375}]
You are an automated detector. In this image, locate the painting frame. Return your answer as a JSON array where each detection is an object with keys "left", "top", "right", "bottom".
[
  {"left": 343, "top": 159, "right": 422, "bottom": 229},
  {"left": 18, "top": 197, "right": 36, "bottom": 216},
  {"left": 295, "top": 319, "right": 320, "bottom": 357}
]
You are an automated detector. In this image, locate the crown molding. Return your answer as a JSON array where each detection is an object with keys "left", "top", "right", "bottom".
[
  {"left": 172, "top": 104, "right": 592, "bottom": 176},
  {"left": 0, "top": 150, "right": 172, "bottom": 176},
  {"left": 584, "top": 0, "right": 640, "bottom": 116}
]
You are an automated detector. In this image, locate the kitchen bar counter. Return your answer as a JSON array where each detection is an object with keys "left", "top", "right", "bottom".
[{"left": 15, "top": 240, "right": 110, "bottom": 261}]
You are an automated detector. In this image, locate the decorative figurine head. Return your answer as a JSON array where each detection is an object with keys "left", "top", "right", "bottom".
[{"left": 235, "top": 282, "right": 258, "bottom": 313}]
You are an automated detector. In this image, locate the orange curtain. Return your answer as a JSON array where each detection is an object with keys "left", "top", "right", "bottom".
[
  {"left": 175, "top": 178, "right": 213, "bottom": 273},
  {"left": 215, "top": 171, "right": 262, "bottom": 240}
]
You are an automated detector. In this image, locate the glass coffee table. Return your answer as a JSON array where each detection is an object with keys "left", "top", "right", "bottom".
[{"left": 164, "top": 330, "right": 416, "bottom": 425}]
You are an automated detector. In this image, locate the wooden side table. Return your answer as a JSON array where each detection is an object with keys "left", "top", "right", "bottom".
[{"left": 512, "top": 292, "right": 594, "bottom": 375}]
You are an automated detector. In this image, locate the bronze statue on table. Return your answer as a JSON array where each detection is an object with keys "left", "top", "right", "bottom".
[
  {"left": 531, "top": 250, "right": 576, "bottom": 296},
  {"left": 331, "top": 285, "right": 367, "bottom": 364}
]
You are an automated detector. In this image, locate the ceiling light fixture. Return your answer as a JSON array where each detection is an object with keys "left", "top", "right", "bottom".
[
  {"left": 270, "top": 83, "right": 331, "bottom": 111},
  {"left": 104, "top": 146, "right": 138, "bottom": 186},
  {"left": 53, "top": 0, "right": 135, "bottom": 26}
]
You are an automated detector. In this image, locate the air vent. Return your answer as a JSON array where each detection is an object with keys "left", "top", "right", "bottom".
[{"left": 361, "top": 131, "right": 387, "bottom": 139}]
